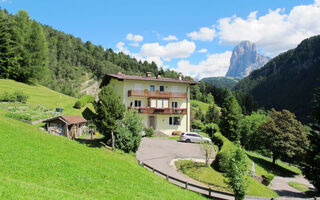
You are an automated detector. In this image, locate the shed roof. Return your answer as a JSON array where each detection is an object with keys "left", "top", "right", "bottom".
[{"left": 43, "top": 115, "right": 87, "bottom": 125}]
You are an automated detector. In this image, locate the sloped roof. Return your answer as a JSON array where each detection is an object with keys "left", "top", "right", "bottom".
[
  {"left": 61, "top": 116, "right": 87, "bottom": 124},
  {"left": 105, "top": 74, "right": 198, "bottom": 85},
  {"left": 43, "top": 115, "right": 87, "bottom": 125}
]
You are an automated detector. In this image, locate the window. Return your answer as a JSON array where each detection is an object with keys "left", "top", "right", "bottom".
[
  {"left": 151, "top": 99, "right": 157, "bottom": 107},
  {"left": 159, "top": 85, "right": 165, "bottom": 92},
  {"left": 163, "top": 100, "right": 168, "bottom": 108},
  {"left": 169, "top": 117, "right": 180, "bottom": 125},
  {"left": 172, "top": 101, "right": 178, "bottom": 108},
  {"left": 134, "top": 100, "right": 141, "bottom": 107},
  {"left": 150, "top": 85, "right": 155, "bottom": 92},
  {"left": 157, "top": 100, "right": 163, "bottom": 108}
]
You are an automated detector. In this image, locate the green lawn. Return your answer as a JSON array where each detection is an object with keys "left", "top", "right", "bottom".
[
  {"left": 191, "top": 100, "right": 209, "bottom": 113},
  {"left": 0, "top": 109, "right": 205, "bottom": 199},
  {"left": 0, "top": 79, "right": 92, "bottom": 116},
  {"left": 176, "top": 160, "right": 278, "bottom": 198},
  {"left": 288, "top": 182, "right": 310, "bottom": 193}
]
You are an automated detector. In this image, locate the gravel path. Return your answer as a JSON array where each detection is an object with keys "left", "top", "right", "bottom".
[{"left": 269, "top": 176, "right": 312, "bottom": 199}]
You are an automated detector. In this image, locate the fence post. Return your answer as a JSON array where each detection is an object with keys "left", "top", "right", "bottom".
[
  {"left": 209, "top": 188, "right": 211, "bottom": 197},
  {"left": 185, "top": 182, "right": 188, "bottom": 189},
  {"left": 166, "top": 175, "right": 169, "bottom": 181},
  {"left": 152, "top": 168, "right": 155, "bottom": 173}
]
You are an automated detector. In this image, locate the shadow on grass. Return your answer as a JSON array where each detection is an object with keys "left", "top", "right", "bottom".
[
  {"left": 247, "top": 154, "right": 298, "bottom": 177},
  {"left": 75, "top": 137, "right": 105, "bottom": 148}
]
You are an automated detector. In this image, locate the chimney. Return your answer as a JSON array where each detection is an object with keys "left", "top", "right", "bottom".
[
  {"left": 178, "top": 73, "right": 182, "bottom": 80},
  {"left": 157, "top": 74, "right": 161, "bottom": 79},
  {"left": 146, "top": 72, "right": 152, "bottom": 77}
]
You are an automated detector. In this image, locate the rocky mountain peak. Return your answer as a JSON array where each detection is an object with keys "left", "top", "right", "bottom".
[{"left": 226, "top": 41, "right": 269, "bottom": 77}]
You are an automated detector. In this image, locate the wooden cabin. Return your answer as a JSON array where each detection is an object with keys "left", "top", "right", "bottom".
[{"left": 43, "top": 116, "right": 87, "bottom": 139}]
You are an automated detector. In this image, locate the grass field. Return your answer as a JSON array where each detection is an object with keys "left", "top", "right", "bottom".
[
  {"left": 0, "top": 109, "right": 205, "bottom": 199},
  {"left": 190, "top": 100, "right": 210, "bottom": 113},
  {"left": 0, "top": 79, "right": 92, "bottom": 116}
]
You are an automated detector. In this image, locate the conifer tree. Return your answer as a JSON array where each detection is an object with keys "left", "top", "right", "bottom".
[{"left": 220, "top": 94, "right": 242, "bottom": 142}]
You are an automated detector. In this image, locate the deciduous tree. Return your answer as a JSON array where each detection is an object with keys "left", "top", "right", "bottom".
[{"left": 258, "top": 109, "right": 308, "bottom": 165}]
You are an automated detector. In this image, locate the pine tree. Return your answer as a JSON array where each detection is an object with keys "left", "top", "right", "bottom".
[
  {"left": 206, "top": 103, "right": 220, "bottom": 124},
  {"left": 220, "top": 94, "right": 242, "bottom": 142},
  {"left": 94, "top": 85, "right": 126, "bottom": 149},
  {"left": 0, "top": 13, "right": 17, "bottom": 79}
]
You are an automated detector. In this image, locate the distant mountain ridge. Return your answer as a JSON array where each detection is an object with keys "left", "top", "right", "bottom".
[
  {"left": 233, "top": 35, "right": 320, "bottom": 122},
  {"left": 201, "top": 76, "right": 242, "bottom": 89},
  {"left": 226, "top": 41, "right": 270, "bottom": 77}
]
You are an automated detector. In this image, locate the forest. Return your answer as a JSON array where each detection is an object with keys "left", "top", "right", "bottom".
[{"left": 0, "top": 8, "right": 186, "bottom": 97}]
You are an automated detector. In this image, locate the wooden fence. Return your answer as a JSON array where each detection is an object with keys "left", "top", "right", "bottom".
[{"left": 138, "top": 160, "right": 320, "bottom": 200}]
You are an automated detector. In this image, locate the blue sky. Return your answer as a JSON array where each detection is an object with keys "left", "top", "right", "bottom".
[{"left": 1, "top": 0, "right": 319, "bottom": 79}]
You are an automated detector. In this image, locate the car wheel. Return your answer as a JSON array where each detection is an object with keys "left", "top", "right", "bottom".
[{"left": 186, "top": 139, "right": 191, "bottom": 143}]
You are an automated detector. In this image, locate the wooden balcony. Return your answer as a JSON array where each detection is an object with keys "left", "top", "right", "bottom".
[
  {"left": 129, "top": 107, "right": 187, "bottom": 115},
  {"left": 128, "top": 90, "right": 187, "bottom": 98}
]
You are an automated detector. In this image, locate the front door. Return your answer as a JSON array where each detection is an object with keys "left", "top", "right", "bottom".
[{"left": 149, "top": 116, "right": 156, "bottom": 129}]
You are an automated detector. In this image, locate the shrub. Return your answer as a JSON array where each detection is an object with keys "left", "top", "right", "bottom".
[
  {"left": 192, "top": 120, "right": 204, "bottom": 130},
  {"left": 74, "top": 100, "right": 82, "bottom": 109},
  {"left": 145, "top": 128, "right": 154, "bottom": 137},
  {"left": 113, "top": 110, "right": 143, "bottom": 153},
  {"left": 202, "top": 123, "right": 218, "bottom": 138},
  {"left": 0, "top": 91, "right": 28, "bottom": 103},
  {"left": 13, "top": 91, "right": 29, "bottom": 103},
  {"left": 262, "top": 174, "right": 274, "bottom": 185},
  {"left": 73, "top": 95, "right": 95, "bottom": 109}
]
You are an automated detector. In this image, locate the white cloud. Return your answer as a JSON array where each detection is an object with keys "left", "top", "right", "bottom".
[
  {"left": 140, "top": 39, "right": 196, "bottom": 61},
  {"left": 217, "top": 0, "right": 320, "bottom": 56},
  {"left": 163, "top": 35, "right": 178, "bottom": 41},
  {"left": 126, "top": 33, "right": 143, "bottom": 47},
  {"left": 198, "top": 48, "right": 208, "bottom": 53},
  {"left": 176, "top": 51, "right": 232, "bottom": 79},
  {"left": 116, "top": 42, "right": 130, "bottom": 55},
  {"left": 187, "top": 27, "right": 216, "bottom": 41}
]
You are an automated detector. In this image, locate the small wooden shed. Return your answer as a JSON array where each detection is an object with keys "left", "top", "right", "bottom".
[{"left": 43, "top": 116, "right": 87, "bottom": 139}]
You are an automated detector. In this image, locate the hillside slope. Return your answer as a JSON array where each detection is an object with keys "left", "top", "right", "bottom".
[
  {"left": 0, "top": 109, "right": 204, "bottom": 199},
  {"left": 0, "top": 79, "right": 90, "bottom": 116},
  {"left": 233, "top": 35, "right": 320, "bottom": 122},
  {"left": 201, "top": 77, "right": 242, "bottom": 89}
]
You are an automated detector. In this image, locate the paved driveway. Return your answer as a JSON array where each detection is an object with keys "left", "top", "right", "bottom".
[{"left": 136, "top": 138, "right": 233, "bottom": 200}]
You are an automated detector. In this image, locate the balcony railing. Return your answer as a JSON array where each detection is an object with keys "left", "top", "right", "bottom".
[
  {"left": 128, "top": 90, "right": 187, "bottom": 98},
  {"left": 129, "top": 107, "right": 187, "bottom": 115}
]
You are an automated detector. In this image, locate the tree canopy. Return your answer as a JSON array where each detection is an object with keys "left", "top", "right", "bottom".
[{"left": 258, "top": 109, "right": 308, "bottom": 165}]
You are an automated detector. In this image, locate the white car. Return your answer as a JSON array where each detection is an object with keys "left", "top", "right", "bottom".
[{"left": 180, "top": 132, "right": 211, "bottom": 143}]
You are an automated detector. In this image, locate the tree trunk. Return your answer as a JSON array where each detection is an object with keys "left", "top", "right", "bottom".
[
  {"left": 272, "top": 155, "right": 276, "bottom": 166},
  {"left": 111, "top": 130, "right": 115, "bottom": 150}
]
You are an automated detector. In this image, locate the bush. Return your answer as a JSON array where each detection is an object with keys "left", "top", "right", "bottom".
[
  {"left": 74, "top": 101, "right": 82, "bottom": 109},
  {"left": 192, "top": 120, "right": 204, "bottom": 130},
  {"left": 113, "top": 110, "right": 144, "bottom": 153},
  {"left": 202, "top": 123, "right": 218, "bottom": 138},
  {"left": 262, "top": 174, "right": 274, "bottom": 186},
  {"left": 73, "top": 95, "right": 95, "bottom": 109},
  {"left": 145, "top": 128, "right": 154, "bottom": 137},
  {"left": 13, "top": 91, "right": 29, "bottom": 103},
  {"left": 0, "top": 91, "right": 28, "bottom": 103}
]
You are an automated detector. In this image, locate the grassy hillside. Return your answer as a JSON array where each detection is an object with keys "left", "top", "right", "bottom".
[
  {"left": 0, "top": 109, "right": 205, "bottom": 199},
  {"left": 201, "top": 76, "right": 242, "bottom": 89},
  {"left": 0, "top": 79, "right": 91, "bottom": 116},
  {"left": 191, "top": 100, "right": 210, "bottom": 113}
]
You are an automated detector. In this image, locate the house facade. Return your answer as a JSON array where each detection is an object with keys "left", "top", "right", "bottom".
[
  {"left": 43, "top": 116, "right": 87, "bottom": 139},
  {"left": 102, "top": 72, "right": 198, "bottom": 136}
]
